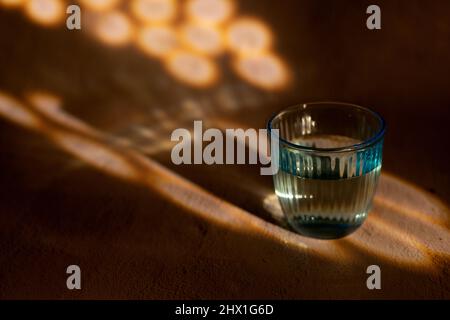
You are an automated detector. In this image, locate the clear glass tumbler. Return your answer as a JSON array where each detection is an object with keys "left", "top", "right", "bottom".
[{"left": 268, "top": 102, "right": 386, "bottom": 239}]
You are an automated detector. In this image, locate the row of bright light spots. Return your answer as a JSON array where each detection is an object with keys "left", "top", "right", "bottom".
[
  {"left": 1, "top": 0, "right": 290, "bottom": 90},
  {"left": 275, "top": 190, "right": 314, "bottom": 200}
]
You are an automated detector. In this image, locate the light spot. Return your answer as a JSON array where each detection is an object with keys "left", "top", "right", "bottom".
[
  {"left": 226, "top": 17, "right": 273, "bottom": 55},
  {"left": 186, "top": 0, "right": 234, "bottom": 25},
  {"left": 26, "top": 91, "right": 62, "bottom": 111},
  {"left": 350, "top": 214, "right": 433, "bottom": 269},
  {"left": 52, "top": 132, "right": 138, "bottom": 181},
  {"left": 0, "top": 91, "right": 41, "bottom": 128},
  {"left": 234, "top": 53, "right": 289, "bottom": 90},
  {"left": 94, "top": 11, "right": 134, "bottom": 46},
  {"left": 180, "top": 23, "right": 224, "bottom": 56},
  {"left": 25, "top": 90, "right": 99, "bottom": 138},
  {"left": 24, "top": 0, "right": 65, "bottom": 27},
  {"left": 0, "top": 0, "right": 25, "bottom": 8},
  {"left": 165, "top": 50, "right": 218, "bottom": 87},
  {"left": 79, "top": 0, "right": 121, "bottom": 12},
  {"left": 131, "top": 0, "right": 177, "bottom": 24},
  {"left": 136, "top": 25, "right": 179, "bottom": 58}
]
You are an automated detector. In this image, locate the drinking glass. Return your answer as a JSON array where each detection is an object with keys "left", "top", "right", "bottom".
[{"left": 268, "top": 102, "right": 386, "bottom": 239}]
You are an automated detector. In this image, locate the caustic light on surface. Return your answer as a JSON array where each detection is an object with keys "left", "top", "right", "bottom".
[
  {"left": 52, "top": 133, "right": 139, "bottom": 181},
  {"left": 0, "top": 92, "right": 42, "bottom": 128},
  {"left": 79, "top": 0, "right": 121, "bottom": 12},
  {"left": 131, "top": 0, "right": 177, "bottom": 24},
  {"left": 165, "top": 51, "right": 218, "bottom": 87},
  {"left": 24, "top": 0, "right": 65, "bottom": 26},
  {"left": 26, "top": 91, "right": 62, "bottom": 111},
  {"left": 234, "top": 54, "right": 289, "bottom": 90},
  {"left": 0, "top": 0, "right": 25, "bottom": 8},
  {"left": 226, "top": 18, "right": 273, "bottom": 55},
  {"left": 137, "top": 25, "right": 179, "bottom": 58},
  {"left": 180, "top": 23, "right": 224, "bottom": 56},
  {"left": 94, "top": 11, "right": 134, "bottom": 46},
  {"left": 186, "top": 0, "right": 234, "bottom": 25}
]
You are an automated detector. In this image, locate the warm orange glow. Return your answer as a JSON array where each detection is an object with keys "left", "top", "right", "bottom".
[
  {"left": 52, "top": 132, "right": 139, "bottom": 181},
  {"left": 24, "top": 90, "right": 103, "bottom": 139},
  {"left": 260, "top": 193, "right": 353, "bottom": 262},
  {"left": 23, "top": 0, "right": 65, "bottom": 27},
  {"left": 4, "top": 0, "right": 292, "bottom": 90},
  {"left": 186, "top": 0, "right": 234, "bottom": 25},
  {"left": 374, "top": 196, "right": 446, "bottom": 228},
  {"left": 136, "top": 25, "right": 179, "bottom": 58},
  {"left": 373, "top": 197, "right": 450, "bottom": 257},
  {"left": 0, "top": 0, "right": 25, "bottom": 8},
  {"left": 180, "top": 23, "right": 224, "bottom": 56},
  {"left": 350, "top": 213, "right": 433, "bottom": 269},
  {"left": 226, "top": 17, "right": 273, "bottom": 55},
  {"left": 0, "top": 91, "right": 42, "bottom": 128},
  {"left": 262, "top": 194, "right": 286, "bottom": 223},
  {"left": 2, "top": 90, "right": 448, "bottom": 274},
  {"left": 79, "top": 0, "right": 121, "bottom": 12},
  {"left": 0, "top": 91, "right": 138, "bottom": 181},
  {"left": 262, "top": 171, "right": 450, "bottom": 268},
  {"left": 0, "top": 92, "right": 309, "bottom": 255},
  {"left": 131, "top": 0, "right": 177, "bottom": 24},
  {"left": 94, "top": 11, "right": 134, "bottom": 46},
  {"left": 233, "top": 53, "right": 289, "bottom": 90},
  {"left": 165, "top": 51, "right": 218, "bottom": 87},
  {"left": 26, "top": 91, "right": 62, "bottom": 111}
]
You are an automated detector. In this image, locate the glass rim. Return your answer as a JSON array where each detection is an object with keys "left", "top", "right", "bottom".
[{"left": 267, "top": 101, "right": 386, "bottom": 153}]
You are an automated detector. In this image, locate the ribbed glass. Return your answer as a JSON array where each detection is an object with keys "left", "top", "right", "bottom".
[{"left": 268, "top": 102, "right": 385, "bottom": 239}]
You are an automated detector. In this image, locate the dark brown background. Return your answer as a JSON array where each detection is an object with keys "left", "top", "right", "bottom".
[{"left": 0, "top": 0, "right": 449, "bottom": 299}]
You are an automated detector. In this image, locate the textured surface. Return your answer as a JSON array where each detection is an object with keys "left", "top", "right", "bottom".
[
  {"left": 0, "top": 0, "right": 449, "bottom": 299},
  {"left": 0, "top": 97, "right": 448, "bottom": 299}
]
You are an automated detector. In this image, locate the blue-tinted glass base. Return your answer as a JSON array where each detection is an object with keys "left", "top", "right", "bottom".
[{"left": 287, "top": 216, "right": 365, "bottom": 239}]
